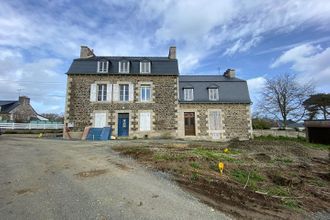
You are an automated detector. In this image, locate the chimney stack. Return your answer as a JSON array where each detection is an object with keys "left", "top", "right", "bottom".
[
  {"left": 80, "top": 46, "right": 95, "bottom": 58},
  {"left": 19, "top": 96, "right": 30, "bottom": 105},
  {"left": 168, "top": 46, "right": 176, "bottom": 59},
  {"left": 224, "top": 69, "right": 236, "bottom": 78}
]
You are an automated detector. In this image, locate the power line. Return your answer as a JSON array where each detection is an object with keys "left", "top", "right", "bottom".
[
  {"left": 0, "top": 79, "right": 64, "bottom": 84},
  {"left": 0, "top": 91, "right": 65, "bottom": 98}
]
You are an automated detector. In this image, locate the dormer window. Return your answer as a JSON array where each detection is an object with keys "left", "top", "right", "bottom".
[
  {"left": 140, "top": 61, "right": 151, "bottom": 73},
  {"left": 208, "top": 88, "right": 219, "bottom": 101},
  {"left": 97, "top": 61, "right": 109, "bottom": 73},
  {"left": 119, "top": 61, "right": 130, "bottom": 73},
  {"left": 183, "top": 88, "right": 194, "bottom": 101}
]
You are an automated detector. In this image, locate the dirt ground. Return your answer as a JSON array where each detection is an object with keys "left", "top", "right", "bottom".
[
  {"left": 113, "top": 138, "right": 330, "bottom": 220},
  {"left": 0, "top": 136, "right": 230, "bottom": 220}
]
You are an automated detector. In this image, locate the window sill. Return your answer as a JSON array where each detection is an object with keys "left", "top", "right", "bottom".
[
  {"left": 117, "top": 101, "right": 133, "bottom": 103},
  {"left": 91, "top": 101, "right": 111, "bottom": 103},
  {"left": 137, "top": 101, "right": 154, "bottom": 103}
]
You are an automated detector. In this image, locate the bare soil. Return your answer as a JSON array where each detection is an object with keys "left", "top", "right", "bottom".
[
  {"left": 75, "top": 169, "right": 108, "bottom": 178},
  {"left": 113, "top": 139, "right": 330, "bottom": 220}
]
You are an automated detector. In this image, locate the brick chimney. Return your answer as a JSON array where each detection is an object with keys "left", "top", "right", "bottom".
[
  {"left": 168, "top": 46, "right": 176, "bottom": 59},
  {"left": 80, "top": 46, "right": 95, "bottom": 58},
  {"left": 224, "top": 69, "right": 236, "bottom": 78},
  {"left": 19, "top": 96, "right": 30, "bottom": 105}
]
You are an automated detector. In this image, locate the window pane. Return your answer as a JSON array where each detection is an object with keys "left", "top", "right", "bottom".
[
  {"left": 184, "top": 89, "right": 193, "bottom": 100},
  {"left": 97, "top": 84, "right": 107, "bottom": 101},
  {"left": 120, "top": 84, "right": 129, "bottom": 101},
  {"left": 120, "top": 61, "right": 129, "bottom": 73},
  {"left": 140, "top": 85, "right": 151, "bottom": 101},
  {"left": 209, "top": 88, "right": 218, "bottom": 100},
  {"left": 146, "top": 87, "right": 150, "bottom": 100}
]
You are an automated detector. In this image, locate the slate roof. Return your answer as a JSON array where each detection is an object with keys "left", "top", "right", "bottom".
[
  {"left": 179, "top": 75, "right": 251, "bottom": 104},
  {"left": 0, "top": 101, "right": 19, "bottom": 113},
  {"left": 66, "top": 56, "right": 179, "bottom": 75}
]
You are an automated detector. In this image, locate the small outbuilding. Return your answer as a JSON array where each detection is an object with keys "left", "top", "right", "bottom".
[{"left": 304, "top": 120, "right": 330, "bottom": 145}]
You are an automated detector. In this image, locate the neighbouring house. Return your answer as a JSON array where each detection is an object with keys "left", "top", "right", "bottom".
[
  {"left": 0, "top": 96, "right": 48, "bottom": 122},
  {"left": 64, "top": 46, "right": 252, "bottom": 140}
]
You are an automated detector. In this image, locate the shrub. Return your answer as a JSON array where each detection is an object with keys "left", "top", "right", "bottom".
[{"left": 252, "top": 118, "right": 272, "bottom": 129}]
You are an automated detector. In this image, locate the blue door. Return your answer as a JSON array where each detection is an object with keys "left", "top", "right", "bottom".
[{"left": 118, "top": 113, "right": 129, "bottom": 136}]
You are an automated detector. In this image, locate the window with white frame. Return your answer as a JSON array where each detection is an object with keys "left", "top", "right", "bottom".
[
  {"left": 119, "top": 84, "right": 129, "bottom": 101},
  {"left": 209, "top": 88, "right": 219, "bottom": 101},
  {"left": 209, "top": 111, "right": 221, "bottom": 130},
  {"left": 183, "top": 88, "right": 194, "bottom": 101},
  {"left": 97, "top": 61, "right": 109, "bottom": 73},
  {"left": 140, "top": 61, "right": 151, "bottom": 73},
  {"left": 97, "top": 84, "right": 107, "bottom": 101},
  {"left": 140, "top": 84, "right": 151, "bottom": 102},
  {"left": 119, "top": 61, "right": 130, "bottom": 73},
  {"left": 139, "top": 112, "right": 151, "bottom": 131}
]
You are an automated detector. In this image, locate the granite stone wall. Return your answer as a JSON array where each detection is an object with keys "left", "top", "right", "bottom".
[
  {"left": 65, "top": 74, "right": 178, "bottom": 137},
  {"left": 177, "top": 103, "right": 252, "bottom": 141}
]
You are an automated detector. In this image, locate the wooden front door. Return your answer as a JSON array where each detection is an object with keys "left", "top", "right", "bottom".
[{"left": 184, "top": 112, "right": 196, "bottom": 136}]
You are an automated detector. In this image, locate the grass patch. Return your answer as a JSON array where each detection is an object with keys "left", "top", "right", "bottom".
[
  {"left": 153, "top": 152, "right": 187, "bottom": 161},
  {"left": 113, "top": 147, "right": 153, "bottom": 159},
  {"left": 154, "top": 153, "right": 172, "bottom": 161},
  {"left": 274, "top": 157, "right": 293, "bottom": 164},
  {"left": 190, "top": 172, "right": 199, "bottom": 181},
  {"left": 308, "top": 178, "right": 327, "bottom": 187},
  {"left": 229, "top": 169, "right": 265, "bottom": 189},
  {"left": 255, "top": 135, "right": 329, "bottom": 150},
  {"left": 190, "top": 162, "right": 201, "bottom": 169},
  {"left": 282, "top": 199, "right": 300, "bottom": 210},
  {"left": 191, "top": 148, "right": 239, "bottom": 162},
  {"left": 266, "top": 186, "right": 290, "bottom": 196}
]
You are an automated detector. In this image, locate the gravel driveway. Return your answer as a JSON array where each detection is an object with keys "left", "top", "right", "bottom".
[{"left": 0, "top": 136, "right": 229, "bottom": 220}]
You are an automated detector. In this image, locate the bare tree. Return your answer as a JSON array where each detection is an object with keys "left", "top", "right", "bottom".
[{"left": 259, "top": 73, "right": 314, "bottom": 128}]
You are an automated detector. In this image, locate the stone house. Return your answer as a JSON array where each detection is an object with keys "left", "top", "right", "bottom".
[
  {"left": 64, "top": 46, "right": 252, "bottom": 140},
  {"left": 0, "top": 96, "right": 48, "bottom": 122}
]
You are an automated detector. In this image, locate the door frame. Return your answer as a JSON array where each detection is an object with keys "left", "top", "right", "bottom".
[
  {"left": 118, "top": 113, "right": 129, "bottom": 137},
  {"left": 114, "top": 110, "right": 132, "bottom": 137},
  {"left": 184, "top": 112, "right": 196, "bottom": 136}
]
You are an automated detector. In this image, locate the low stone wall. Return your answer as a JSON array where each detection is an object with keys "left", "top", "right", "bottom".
[{"left": 253, "top": 129, "right": 306, "bottom": 138}]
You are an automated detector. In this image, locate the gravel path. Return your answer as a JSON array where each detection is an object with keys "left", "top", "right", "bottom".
[{"left": 0, "top": 136, "right": 230, "bottom": 220}]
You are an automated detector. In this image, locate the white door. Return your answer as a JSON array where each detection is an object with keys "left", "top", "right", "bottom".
[{"left": 94, "top": 113, "right": 107, "bottom": 128}]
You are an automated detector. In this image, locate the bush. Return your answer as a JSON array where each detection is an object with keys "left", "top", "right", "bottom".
[{"left": 252, "top": 118, "right": 272, "bottom": 129}]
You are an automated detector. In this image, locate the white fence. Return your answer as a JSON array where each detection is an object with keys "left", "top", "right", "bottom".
[{"left": 0, "top": 123, "right": 64, "bottom": 130}]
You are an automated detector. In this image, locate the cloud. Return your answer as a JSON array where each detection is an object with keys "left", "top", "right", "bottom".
[
  {"left": 1, "top": 0, "right": 330, "bottom": 113},
  {"left": 247, "top": 76, "right": 266, "bottom": 100},
  {"left": 0, "top": 49, "right": 66, "bottom": 113},
  {"left": 270, "top": 44, "right": 322, "bottom": 68},
  {"left": 224, "top": 37, "right": 262, "bottom": 56},
  {"left": 271, "top": 44, "right": 330, "bottom": 91}
]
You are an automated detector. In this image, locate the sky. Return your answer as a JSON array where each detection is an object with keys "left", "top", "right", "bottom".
[{"left": 0, "top": 0, "right": 330, "bottom": 114}]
